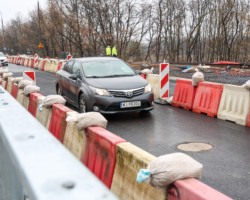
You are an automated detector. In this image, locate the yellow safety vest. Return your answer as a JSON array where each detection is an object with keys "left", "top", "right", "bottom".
[
  {"left": 112, "top": 46, "right": 117, "bottom": 56},
  {"left": 106, "top": 46, "right": 111, "bottom": 56}
]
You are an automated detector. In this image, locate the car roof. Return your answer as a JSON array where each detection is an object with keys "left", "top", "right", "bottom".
[{"left": 72, "top": 57, "right": 121, "bottom": 63}]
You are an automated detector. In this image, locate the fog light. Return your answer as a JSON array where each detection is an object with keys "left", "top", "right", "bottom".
[{"left": 93, "top": 105, "right": 100, "bottom": 112}]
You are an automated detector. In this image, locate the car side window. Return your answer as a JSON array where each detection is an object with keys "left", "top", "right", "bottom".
[
  {"left": 72, "top": 61, "right": 81, "bottom": 79},
  {"left": 64, "top": 61, "right": 74, "bottom": 74}
]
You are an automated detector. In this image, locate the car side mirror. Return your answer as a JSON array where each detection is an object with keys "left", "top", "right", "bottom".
[
  {"left": 136, "top": 70, "right": 142, "bottom": 75},
  {"left": 69, "top": 74, "right": 77, "bottom": 80}
]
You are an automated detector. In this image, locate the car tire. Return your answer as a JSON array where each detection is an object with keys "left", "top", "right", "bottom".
[
  {"left": 56, "top": 84, "right": 63, "bottom": 96},
  {"left": 79, "top": 93, "right": 87, "bottom": 113}
]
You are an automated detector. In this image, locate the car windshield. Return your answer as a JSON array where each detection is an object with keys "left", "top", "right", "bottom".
[
  {"left": 82, "top": 60, "right": 136, "bottom": 78},
  {"left": 0, "top": 52, "right": 4, "bottom": 57}
]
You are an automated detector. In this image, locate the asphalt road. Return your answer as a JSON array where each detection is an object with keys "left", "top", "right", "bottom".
[{"left": 7, "top": 64, "right": 250, "bottom": 200}]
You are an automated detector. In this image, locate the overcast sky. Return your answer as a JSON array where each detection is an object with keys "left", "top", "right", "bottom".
[{"left": 0, "top": 0, "right": 47, "bottom": 25}]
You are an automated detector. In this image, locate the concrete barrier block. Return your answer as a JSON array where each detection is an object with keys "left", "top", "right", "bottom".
[
  {"left": 36, "top": 96, "right": 52, "bottom": 129},
  {"left": 11, "top": 83, "right": 18, "bottom": 98},
  {"left": 28, "top": 92, "right": 43, "bottom": 117},
  {"left": 217, "top": 84, "right": 250, "bottom": 125},
  {"left": 44, "top": 60, "right": 52, "bottom": 72},
  {"left": 38, "top": 59, "right": 44, "bottom": 70},
  {"left": 63, "top": 112, "right": 86, "bottom": 160},
  {"left": 147, "top": 74, "right": 160, "bottom": 99},
  {"left": 111, "top": 142, "right": 167, "bottom": 200}
]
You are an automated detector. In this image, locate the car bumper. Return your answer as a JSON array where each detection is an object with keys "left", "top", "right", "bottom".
[{"left": 89, "top": 92, "right": 154, "bottom": 114}]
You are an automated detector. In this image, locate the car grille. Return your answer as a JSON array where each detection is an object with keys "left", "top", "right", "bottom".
[{"left": 109, "top": 87, "right": 144, "bottom": 98}]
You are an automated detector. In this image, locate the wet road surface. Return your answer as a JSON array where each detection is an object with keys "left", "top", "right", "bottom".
[{"left": 7, "top": 63, "right": 250, "bottom": 200}]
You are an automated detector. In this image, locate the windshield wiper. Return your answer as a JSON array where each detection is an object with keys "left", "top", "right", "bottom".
[
  {"left": 86, "top": 76, "right": 107, "bottom": 78},
  {"left": 104, "top": 74, "right": 134, "bottom": 78}
]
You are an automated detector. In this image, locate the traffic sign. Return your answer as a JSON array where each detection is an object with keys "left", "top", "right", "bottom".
[
  {"left": 23, "top": 71, "right": 36, "bottom": 85},
  {"left": 3, "top": 46, "right": 7, "bottom": 51},
  {"left": 38, "top": 43, "right": 44, "bottom": 48}
]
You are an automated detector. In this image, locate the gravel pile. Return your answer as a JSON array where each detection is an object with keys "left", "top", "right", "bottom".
[{"left": 170, "top": 69, "right": 250, "bottom": 85}]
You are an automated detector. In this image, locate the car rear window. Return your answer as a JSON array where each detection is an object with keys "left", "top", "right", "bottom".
[{"left": 82, "top": 60, "right": 136, "bottom": 78}]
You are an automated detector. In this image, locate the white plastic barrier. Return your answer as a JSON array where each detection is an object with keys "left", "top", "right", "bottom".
[{"left": 217, "top": 84, "right": 250, "bottom": 125}]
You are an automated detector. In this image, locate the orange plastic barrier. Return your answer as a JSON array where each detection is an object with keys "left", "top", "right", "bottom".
[
  {"left": 140, "top": 74, "right": 146, "bottom": 79},
  {"left": 48, "top": 104, "right": 73, "bottom": 142},
  {"left": 247, "top": 111, "right": 250, "bottom": 127},
  {"left": 28, "top": 93, "right": 43, "bottom": 117},
  {"left": 192, "top": 82, "right": 223, "bottom": 117},
  {"left": 57, "top": 62, "right": 62, "bottom": 71},
  {"left": 172, "top": 79, "right": 197, "bottom": 110},
  {"left": 168, "top": 178, "right": 232, "bottom": 200},
  {"left": 82, "top": 127, "right": 126, "bottom": 189},
  {"left": 41, "top": 60, "right": 46, "bottom": 71},
  {"left": 11, "top": 83, "right": 18, "bottom": 98}
]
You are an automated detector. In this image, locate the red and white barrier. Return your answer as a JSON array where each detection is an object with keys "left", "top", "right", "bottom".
[
  {"left": 160, "top": 63, "right": 169, "bottom": 98},
  {"left": 67, "top": 54, "right": 72, "bottom": 60},
  {"left": 17, "top": 53, "right": 21, "bottom": 65},
  {"left": 34, "top": 54, "right": 39, "bottom": 69}
]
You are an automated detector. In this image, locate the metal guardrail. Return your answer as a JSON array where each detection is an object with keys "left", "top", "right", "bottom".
[{"left": 0, "top": 86, "right": 118, "bottom": 200}]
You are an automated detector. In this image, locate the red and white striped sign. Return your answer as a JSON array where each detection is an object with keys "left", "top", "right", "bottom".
[
  {"left": 23, "top": 71, "right": 36, "bottom": 85},
  {"left": 34, "top": 54, "right": 39, "bottom": 68},
  {"left": 67, "top": 54, "right": 72, "bottom": 60},
  {"left": 17, "top": 53, "right": 21, "bottom": 65},
  {"left": 160, "top": 63, "right": 169, "bottom": 98}
]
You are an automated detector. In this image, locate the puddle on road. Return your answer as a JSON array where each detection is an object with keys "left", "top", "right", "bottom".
[{"left": 177, "top": 142, "right": 213, "bottom": 152}]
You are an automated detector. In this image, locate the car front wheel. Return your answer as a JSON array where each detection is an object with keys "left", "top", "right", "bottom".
[{"left": 79, "top": 93, "right": 87, "bottom": 113}]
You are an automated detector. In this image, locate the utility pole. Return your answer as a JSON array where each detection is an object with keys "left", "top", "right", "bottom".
[{"left": 0, "top": 11, "right": 6, "bottom": 53}]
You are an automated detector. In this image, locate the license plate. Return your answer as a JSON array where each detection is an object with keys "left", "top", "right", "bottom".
[{"left": 120, "top": 101, "right": 141, "bottom": 108}]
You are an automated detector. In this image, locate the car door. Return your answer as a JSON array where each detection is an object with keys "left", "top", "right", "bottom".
[
  {"left": 67, "top": 61, "right": 82, "bottom": 104},
  {"left": 61, "top": 60, "right": 74, "bottom": 101}
]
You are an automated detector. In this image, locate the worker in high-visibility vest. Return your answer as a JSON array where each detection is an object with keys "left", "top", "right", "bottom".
[
  {"left": 106, "top": 45, "right": 111, "bottom": 56},
  {"left": 112, "top": 46, "right": 117, "bottom": 57}
]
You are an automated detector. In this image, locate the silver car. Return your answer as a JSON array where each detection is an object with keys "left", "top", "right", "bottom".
[{"left": 0, "top": 52, "right": 8, "bottom": 66}]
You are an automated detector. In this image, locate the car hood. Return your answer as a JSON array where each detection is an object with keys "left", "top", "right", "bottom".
[
  {"left": 0, "top": 56, "right": 7, "bottom": 60},
  {"left": 85, "top": 75, "right": 148, "bottom": 90}
]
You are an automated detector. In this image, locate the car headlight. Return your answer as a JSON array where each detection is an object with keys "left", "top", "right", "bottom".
[
  {"left": 145, "top": 84, "right": 152, "bottom": 93},
  {"left": 4, "top": 59, "right": 8, "bottom": 62},
  {"left": 90, "top": 86, "right": 110, "bottom": 96}
]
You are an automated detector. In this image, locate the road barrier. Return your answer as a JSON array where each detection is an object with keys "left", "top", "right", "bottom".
[
  {"left": 82, "top": 127, "right": 126, "bottom": 189},
  {"left": 48, "top": 104, "right": 73, "bottom": 142},
  {"left": 168, "top": 178, "right": 232, "bottom": 200},
  {"left": 140, "top": 73, "right": 146, "bottom": 79},
  {"left": 44, "top": 59, "right": 52, "bottom": 72},
  {"left": 11, "top": 82, "right": 18, "bottom": 98},
  {"left": 21, "top": 57, "right": 25, "bottom": 66},
  {"left": 28, "top": 92, "right": 43, "bottom": 117},
  {"left": 17, "top": 89, "right": 30, "bottom": 109},
  {"left": 41, "top": 59, "right": 46, "bottom": 71},
  {"left": 217, "top": 84, "right": 250, "bottom": 125},
  {"left": 147, "top": 74, "right": 160, "bottom": 99},
  {"left": 172, "top": 79, "right": 197, "bottom": 110},
  {"left": 30, "top": 58, "right": 35, "bottom": 68},
  {"left": 6, "top": 77, "right": 13, "bottom": 94},
  {"left": 38, "top": 58, "right": 44, "bottom": 70},
  {"left": 36, "top": 96, "right": 52, "bottom": 129},
  {"left": 111, "top": 142, "right": 167, "bottom": 200},
  {"left": 0, "top": 86, "right": 117, "bottom": 200},
  {"left": 63, "top": 112, "right": 86, "bottom": 160},
  {"left": 247, "top": 112, "right": 250, "bottom": 127},
  {"left": 192, "top": 82, "right": 224, "bottom": 117},
  {"left": 34, "top": 54, "right": 39, "bottom": 69}
]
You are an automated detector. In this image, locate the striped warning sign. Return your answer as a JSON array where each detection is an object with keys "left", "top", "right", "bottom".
[{"left": 160, "top": 63, "right": 169, "bottom": 98}]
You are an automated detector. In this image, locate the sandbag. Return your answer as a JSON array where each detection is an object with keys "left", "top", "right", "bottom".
[
  {"left": 0, "top": 68, "right": 8, "bottom": 74},
  {"left": 18, "top": 80, "right": 34, "bottom": 89},
  {"left": 137, "top": 152, "right": 203, "bottom": 188},
  {"left": 3, "top": 72, "right": 13, "bottom": 80},
  {"left": 76, "top": 112, "right": 108, "bottom": 131},
  {"left": 13, "top": 77, "right": 24, "bottom": 84},
  {"left": 192, "top": 71, "right": 204, "bottom": 86},
  {"left": 242, "top": 80, "right": 250, "bottom": 90},
  {"left": 41, "top": 95, "right": 66, "bottom": 108},
  {"left": 24, "top": 85, "right": 40, "bottom": 96}
]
